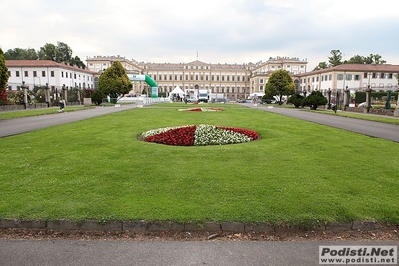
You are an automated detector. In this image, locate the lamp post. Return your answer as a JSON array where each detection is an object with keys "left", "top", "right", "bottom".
[{"left": 21, "top": 81, "right": 27, "bottom": 109}]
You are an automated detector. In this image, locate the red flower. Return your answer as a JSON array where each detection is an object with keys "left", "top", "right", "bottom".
[
  {"left": 145, "top": 125, "right": 196, "bottom": 146},
  {"left": 216, "top": 126, "right": 259, "bottom": 140}
]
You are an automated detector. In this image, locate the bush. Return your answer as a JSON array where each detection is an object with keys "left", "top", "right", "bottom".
[
  {"left": 287, "top": 93, "right": 304, "bottom": 108},
  {"left": 302, "top": 91, "right": 327, "bottom": 110},
  {"left": 91, "top": 90, "right": 106, "bottom": 105}
]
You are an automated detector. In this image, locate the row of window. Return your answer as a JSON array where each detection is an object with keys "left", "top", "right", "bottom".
[
  {"left": 302, "top": 73, "right": 397, "bottom": 83},
  {"left": 8, "top": 70, "right": 92, "bottom": 81},
  {"left": 300, "top": 82, "right": 396, "bottom": 91},
  {"left": 150, "top": 74, "right": 250, "bottom": 82},
  {"left": 158, "top": 86, "right": 248, "bottom": 93}
]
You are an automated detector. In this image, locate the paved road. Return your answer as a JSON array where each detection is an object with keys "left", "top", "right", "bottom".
[
  {"left": 241, "top": 103, "right": 399, "bottom": 143},
  {"left": 1, "top": 239, "right": 397, "bottom": 266},
  {"left": 0, "top": 105, "right": 138, "bottom": 138}
]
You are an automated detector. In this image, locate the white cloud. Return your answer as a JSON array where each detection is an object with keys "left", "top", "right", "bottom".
[{"left": 1, "top": 0, "right": 398, "bottom": 69}]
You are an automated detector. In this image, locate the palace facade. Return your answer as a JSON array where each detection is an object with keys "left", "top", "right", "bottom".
[{"left": 86, "top": 55, "right": 308, "bottom": 99}]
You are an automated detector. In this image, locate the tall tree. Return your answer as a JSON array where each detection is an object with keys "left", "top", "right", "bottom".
[
  {"left": 328, "top": 50, "right": 343, "bottom": 67},
  {"left": 69, "top": 55, "right": 86, "bottom": 69},
  {"left": 98, "top": 61, "right": 132, "bottom": 103},
  {"left": 264, "top": 69, "right": 295, "bottom": 105},
  {"left": 364, "top": 54, "right": 386, "bottom": 64},
  {"left": 0, "top": 48, "right": 9, "bottom": 104},
  {"left": 38, "top": 43, "right": 58, "bottom": 61},
  {"left": 56, "top": 41, "right": 73, "bottom": 64}
]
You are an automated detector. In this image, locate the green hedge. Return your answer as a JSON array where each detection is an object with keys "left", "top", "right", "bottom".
[{"left": 355, "top": 92, "right": 398, "bottom": 103}]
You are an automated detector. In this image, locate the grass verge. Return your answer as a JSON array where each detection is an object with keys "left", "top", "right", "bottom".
[
  {"left": 0, "top": 103, "right": 398, "bottom": 226},
  {"left": 0, "top": 106, "right": 94, "bottom": 120}
]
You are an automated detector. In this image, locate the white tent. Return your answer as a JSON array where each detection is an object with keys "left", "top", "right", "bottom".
[{"left": 169, "top": 85, "right": 185, "bottom": 100}]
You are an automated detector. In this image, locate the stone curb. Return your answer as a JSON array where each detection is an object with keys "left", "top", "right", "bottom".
[{"left": 0, "top": 219, "right": 397, "bottom": 233}]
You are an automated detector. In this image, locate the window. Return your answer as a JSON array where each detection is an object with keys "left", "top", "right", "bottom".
[
  {"left": 196, "top": 75, "right": 198, "bottom": 80},
  {"left": 388, "top": 73, "right": 393, "bottom": 79},
  {"left": 24, "top": 71, "right": 28, "bottom": 77},
  {"left": 380, "top": 73, "right": 385, "bottom": 79},
  {"left": 337, "top": 74, "right": 343, "bottom": 80},
  {"left": 170, "top": 75, "right": 172, "bottom": 80},
  {"left": 312, "top": 77, "right": 315, "bottom": 82},
  {"left": 363, "top": 72, "right": 368, "bottom": 78},
  {"left": 61, "top": 72, "right": 64, "bottom": 78},
  {"left": 329, "top": 75, "right": 332, "bottom": 81},
  {"left": 42, "top": 71, "right": 46, "bottom": 77},
  {"left": 372, "top": 73, "right": 377, "bottom": 78},
  {"left": 354, "top": 75, "right": 360, "bottom": 81},
  {"left": 237, "top": 76, "right": 240, "bottom": 81},
  {"left": 232, "top": 76, "right": 234, "bottom": 81},
  {"left": 73, "top": 73, "right": 76, "bottom": 79},
  {"left": 164, "top": 75, "right": 167, "bottom": 80},
  {"left": 211, "top": 76, "right": 214, "bottom": 81},
  {"left": 222, "top": 76, "right": 224, "bottom": 81},
  {"left": 205, "top": 75, "right": 208, "bottom": 81},
  {"left": 346, "top": 74, "right": 352, "bottom": 80},
  {"left": 260, "top": 79, "right": 264, "bottom": 84},
  {"left": 153, "top": 75, "right": 156, "bottom": 80},
  {"left": 185, "top": 75, "right": 188, "bottom": 80},
  {"left": 66, "top": 72, "right": 68, "bottom": 78},
  {"left": 51, "top": 71, "right": 55, "bottom": 77},
  {"left": 33, "top": 71, "right": 37, "bottom": 77},
  {"left": 217, "top": 76, "right": 219, "bottom": 81},
  {"left": 8, "top": 71, "right": 11, "bottom": 77}
]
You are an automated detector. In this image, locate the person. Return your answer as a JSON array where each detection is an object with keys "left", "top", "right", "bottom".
[{"left": 59, "top": 99, "right": 66, "bottom": 112}]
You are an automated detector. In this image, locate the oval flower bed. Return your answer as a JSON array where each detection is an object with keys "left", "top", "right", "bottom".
[
  {"left": 178, "top": 108, "right": 223, "bottom": 112},
  {"left": 141, "top": 124, "right": 259, "bottom": 146}
]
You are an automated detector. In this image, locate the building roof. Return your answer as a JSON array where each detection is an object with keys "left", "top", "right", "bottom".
[
  {"left": 299, "top": 64, "right": 399, "bottom": 76},
  {"left": 5, "top": 60, "right": 97, "bottom": 75}
]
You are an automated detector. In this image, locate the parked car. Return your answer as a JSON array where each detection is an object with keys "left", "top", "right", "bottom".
[{"left": 186, "top": 96, "right": 198, "bottom": 103}]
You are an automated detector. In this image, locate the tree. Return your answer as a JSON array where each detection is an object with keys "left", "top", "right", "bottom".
[
  {"left": 4, "top": 48, "right": 38, "bottom": 60},
  {"left": 364, "top": 54, "right": 386, "bottom": 64},
  {"left": 302, "top": 91, "right": 327, "bottom": 110},
  {"left": 69, "top": 55, "right": 86, "bottom": 69},
  {"left": 38, "top": 43, "right": 58, "bottom": 61},
  {"left": 55, "top": 42, "right": 73, "bottom": 64},
  {"left": 328, "top": 50, "right": 343, "bottom": 67},
  {"left": 97, "top": 61, "right": 132, "bottom": 103},
  {"left": 264, "top": 69, "right": 295, "bottom": 105},
  {"left": 313, "top": 62, "right": 328, "bottom": 71},
  {"left": 346, "top": 55, "right": 365, "bottom": 64},
  {"left": 6, "top": 42, "right": 86, "bottom": 68},
  {"left": 287, "top": 93, "right": 304, "bottom": 108},
  {"left": 0, "top": 48, "right": 9, "bottom": 93},
  {"left": 0, "top": 48, "right": 8, "bottom": 104}
]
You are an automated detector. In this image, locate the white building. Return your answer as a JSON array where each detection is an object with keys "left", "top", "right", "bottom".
[
  {"left": 297, "top": 64, "right": 399, "bottom": 95},
  {"left": 5, "top": 60, "right": 97, "bottom": 92}
]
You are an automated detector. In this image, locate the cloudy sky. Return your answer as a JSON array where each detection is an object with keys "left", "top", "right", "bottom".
[{"left": 1, "top": 0, "right": 398, "bottom": 69}]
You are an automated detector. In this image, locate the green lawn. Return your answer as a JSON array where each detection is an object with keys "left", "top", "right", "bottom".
[
  {"left": 310, "top": 109, "right": 399, "bottom": 125},
  {"left": 0, "top": 106, "right": 94, "bottom": 120},
  {"left": 1, "top": 103, "right": 398, "bottom": 226}
]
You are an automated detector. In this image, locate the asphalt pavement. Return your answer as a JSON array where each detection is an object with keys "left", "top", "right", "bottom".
[
  {"left": 241, "top": 103, "right": 399, "bottom": 143},
  {"left": 1, "top": 239, "right": 397, "bottom": 266},
  {"left": 0, "top": 104, "right": 138, "bottom": 138}
]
